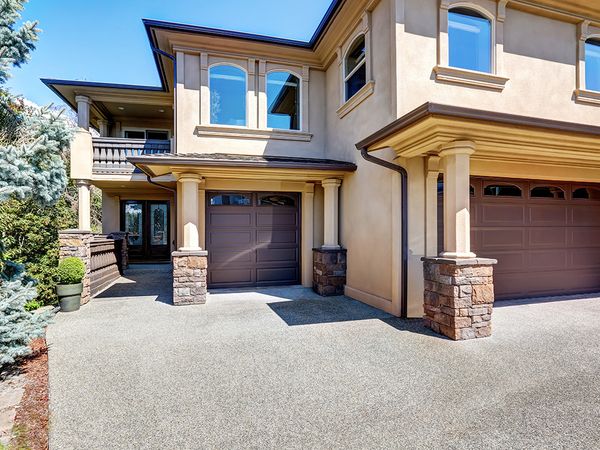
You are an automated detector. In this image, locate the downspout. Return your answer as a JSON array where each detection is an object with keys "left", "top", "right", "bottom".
[{"left": 358, "top": 148, "right": 408, "bottom": 319}]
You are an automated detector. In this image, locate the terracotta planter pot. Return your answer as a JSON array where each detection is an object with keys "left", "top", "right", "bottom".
[{"left": 57, "top": 282, "right": 82, "bottom": 312}]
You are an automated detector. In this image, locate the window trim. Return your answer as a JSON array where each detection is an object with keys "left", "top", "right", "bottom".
[
  {"left": 208, "top": 62, "right": 249, "bottom": 127},
  {"left": 343, "top": 34, "right": 367, "bottom": 102},
  {"left": 447, "top": 6, "right": 494, "bottom": 74},
  {"left": 575, "top": 22, "right": 600, "bottom": 106},
  {"left": 265, "top": 69, "right": 302, "bottom": 132},
  {"left": 435, "top": 0, "right": 508, "bottom": 91}
]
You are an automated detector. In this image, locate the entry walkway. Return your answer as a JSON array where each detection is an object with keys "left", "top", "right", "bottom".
[{"left": 47, "top": 265, "right": 600, "bottom": 449}]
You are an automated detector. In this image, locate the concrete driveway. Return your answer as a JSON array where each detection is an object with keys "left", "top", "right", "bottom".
[{"left": 47, "top": 265, "right": 600, "bottom": 449}]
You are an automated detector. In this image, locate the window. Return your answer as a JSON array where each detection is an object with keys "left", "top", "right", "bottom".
[
  {"left": 448, "top": 8, "right": 492, "bottom": 73},
  {"left": 209, "top": 65, "right": 247, "bottom": 126},
  {"left": 531, "top": 186, "right": 565, "bottom": 199},
  {"left": 209, "top": 193, "right": 251, "bottom": 206},
  {"left": 259, "top": 194, "right": 296, "bottom": 207},
  {"left": 573, "top": 187, "right": 600, "bottom": 200},
  {"left": 344, "top": 35, "right": 367, "bottom": 101},
  {"left": 586, "top": 39, "right": 600, "bottom": 92},
  {"left": 484, "top": 184, "right": 522, "bottom": 197},
  {"left": 124, "top": 130, "right": 145, "bottom": 139},
  {"left": 124, "top": 130, "right": 169, "bottom": 140},
  {"left": 267, "top": 72, "right": 300, "bottom": 130}
]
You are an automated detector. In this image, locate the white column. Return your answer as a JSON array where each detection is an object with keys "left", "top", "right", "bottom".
[
  {"left": 75, "top": 95, "right": 92, "bottom": 130},
  {"left": 178, "top": 173, "right": 203, "bottom": 251},
  {"left": 257, "top": 60, "right": 267, "bottom": 129},
  {"left": 322, "top": 178, "right": 342, "bottom": 250},
  {"left": 301, "top": 183, "right": 315, "bottom": 287},
  {"left": 97, "top": 119, "right": 109, "bottom": 137},
  {"left": 77, "top": 179, "right": 91, "bottom": 231},
  {"left": 439, "top": 141, "right": 476, "bottom": 258},
  {"left": 425, "top": 156, "right": 440, "bottom": 257},
  {"left": 198, "top": 178, "right": 206, "bottom": 249}
]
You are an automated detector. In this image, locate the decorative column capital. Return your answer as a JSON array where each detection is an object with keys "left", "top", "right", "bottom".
[
  {"left": 176, "top": 173, "right": 204, "bottom": 184},
  {"left": 439, "top": 140, "right": 476, "bottom": 157},
  {"left": 75, "top": 179, "right": 91, "bottom": 188},
  {"left": 322, "top": 178, "right": 342, "bottom": 188},
  {"left": 75, "top": 95, "right": 92, "bottom": 105}
]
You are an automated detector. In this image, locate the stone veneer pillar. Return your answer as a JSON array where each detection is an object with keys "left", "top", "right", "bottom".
[
  {"left": 58, "top": 230, "right": 93, "bottom": 305},
  {"left": 313, "top": 248, "right": 347, "bottom": 296},
  {"left": 172, "top": 250, "right": 208, "bottom": 305},
  {"left": 422, "top": 257, "right": 497, "bottom": 340}
]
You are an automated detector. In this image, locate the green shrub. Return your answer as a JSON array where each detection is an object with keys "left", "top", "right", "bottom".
[{"left": 57, "top": 257, "right": 85, "bottom": 285}]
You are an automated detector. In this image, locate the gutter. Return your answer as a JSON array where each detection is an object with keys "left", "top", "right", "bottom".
[{"left": 356, "top": 148, "right": 408, "bottom": 319}]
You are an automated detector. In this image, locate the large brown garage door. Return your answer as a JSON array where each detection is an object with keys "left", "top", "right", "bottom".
[
  {"left": 471, "top": 177, "right": 600, "bottom": 300},
  {"left": 206, "top": 191, "right": 300, "bottom": 288}
]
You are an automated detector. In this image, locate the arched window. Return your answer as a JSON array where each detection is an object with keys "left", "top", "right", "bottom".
[
  {"left": 585, "top": 39, "right": 600, "bottom": 92},
  {"left": 209, "top": 65, "right": 247, "bottom": 126},
  {"left": 448, "top": 8, "right": 492, "bottom": 73},
  {"left": 531, "top": 186, "right": 565, "bottom": 199},
  {"left": 344, "top": 35, "right": 367, "bottom": 101},
  {"left": 267, "top": 71, "right": 300, "bottom": 130},
  {"left": 484, "top": 184, "right": 522, "bottom": 197},
  {"left": 573, "top": 187, "right": 600, "bottom": 200}
]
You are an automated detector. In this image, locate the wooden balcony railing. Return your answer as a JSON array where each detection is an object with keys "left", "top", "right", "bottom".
[{"left": 92, "top": 137, "right": 171, "bottom": 174}]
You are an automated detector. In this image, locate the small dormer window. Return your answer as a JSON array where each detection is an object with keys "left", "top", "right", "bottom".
[
  {"left": 209, "top": 64, "right": 247, "bottom": 126},
  {"left": 448, "top": 8, "right": 492, "bottom": 73},
  {"left": 344, "top": 35, "right": 367, "bottom": 101},
  {"left": 585, "top": 39, "right": 600, "bottom": 92},
  {"left": 267, "top": 71, "right": 300, "bottom": 130}
]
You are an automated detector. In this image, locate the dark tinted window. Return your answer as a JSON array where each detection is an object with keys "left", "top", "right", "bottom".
[
  {"left": 267, "top": 72, "right": 300, "bottom": 130},
  {"left": 484, "top": 184, "right": 522, "bottom": 197},
  {"left": 448, "top": 8, "right": 492, "bottom": 73},
  {"left": 531, "top": 186, "right": 565, "bottom": 199},
  {"left": 209, "top": 194, "right": 251, "bottom": 206},
  {"left": 259, "top": 194, "right": 296, "bottom": 207},
  {"left": 146, "top": 130, "right": 169, "bottom": 140},
  {"left": 573, "top": 187, "right": 600, "bottom": 200},
  {"left": 124, "top": 130, "right": 145, "bottom": 139},
  {"left": 345, "top": 35, "right": 367, "bottom": 100}
]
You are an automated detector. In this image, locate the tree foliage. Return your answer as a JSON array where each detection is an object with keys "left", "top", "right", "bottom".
[{"left": 0, "top": 0, "right": 39, "bottom": 84}]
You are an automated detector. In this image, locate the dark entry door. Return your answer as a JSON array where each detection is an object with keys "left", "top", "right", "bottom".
[
  {"left": 206, "top": 191, "right": 300, "bottom": 288},
  {"left": 121, "top": 200, "right": 170, "bottom": 261}
]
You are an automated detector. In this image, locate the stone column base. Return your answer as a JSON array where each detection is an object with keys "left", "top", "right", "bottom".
[
  {"left": 59, "top": 230, "right": 93, "bottom": 305},
  {"left": 313, "top": 248, "right": 347, "bottom": 296},
  {"left": 172, "top": 250, "right": 208, "bottom": 306},
  {"left": 422, "top": 257, "right": 497, "bottom": 340}
]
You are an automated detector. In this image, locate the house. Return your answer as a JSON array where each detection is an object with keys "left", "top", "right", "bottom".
[{"left": 45, "top": 0, "right": 600, "bottom": 340}]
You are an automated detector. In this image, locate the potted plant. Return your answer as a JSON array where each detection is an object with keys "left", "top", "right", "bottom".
[{"left": 56, "top": 257, "right": 86, "bottom": 312}]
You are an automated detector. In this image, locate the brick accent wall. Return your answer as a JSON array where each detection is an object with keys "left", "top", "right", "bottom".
[
  {"left": 313, "top": 248, "right": 347, "bottom": 296},
  {"left": 172, "top": 250, "right": 208, "bottom": 305},
  {"left": 58, "top": 230, "right": 93, "bottom": 305},
  {"left": 422, "top": 257, "right": 497, "bottom": 340}
]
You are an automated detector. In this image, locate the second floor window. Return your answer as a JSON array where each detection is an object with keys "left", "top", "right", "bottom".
[
  {"left": 448, "top": 8, "right": 492, "bottom": 73},
  {"left": 344, "top": 35, "right": 367, "bottom": 101},
  {"left": 209, "top": 65, "right": 247, "bottom": 126},
  {"left": 267, "top": 71, "right": 300, "bottom": 130},
  {"left": 585, "top": 39, "right": 600, "bottom": 92}
]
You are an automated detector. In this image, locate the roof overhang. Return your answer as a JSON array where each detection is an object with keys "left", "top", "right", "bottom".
[
  {"left": 357, "top": 103, "right": 600, "bottom": 171},
  {"left": 128, "top": 153, "right": 357, "bottom": 181}
]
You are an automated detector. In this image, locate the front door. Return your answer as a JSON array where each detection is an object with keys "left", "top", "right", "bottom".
[{"left": 121, "top": 200, "right": 170, "bottom": 261}]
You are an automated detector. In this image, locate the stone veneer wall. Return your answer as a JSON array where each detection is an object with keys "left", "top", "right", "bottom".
[
  {"left": 313, "top": 248, "right": 347, "bottom": 296},
  {"left": 58, "top": 230, "right": 93, "bottom": 305},
  {"left": 172, "top": 250, "right": 208, "bottom": 305},
  {"left": 422, "top": 257, "right": 497, "bottom": 340}
]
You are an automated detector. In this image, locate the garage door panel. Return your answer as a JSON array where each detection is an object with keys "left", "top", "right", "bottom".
[
  {"left": 569, "top": 248, "right": 600, "bottom": 269},
  {"left": 569, "top": 227, "right": 600, "bottom": 247},
  {"left": 206, "top": 192, "right": 300, "bottom": 288},
  {"left": 526, "top": 250, "right": 568, "bottom": 270},
  {"left": 477, "top": 228, "right": 525, "bottom": 250},
  {"left": 208, "top": 212, "right": 252, "bottom": 227},
  {"left": 528, "top": 204, "right": 568, "bottom": 226},
  {"left": 528, "top": 227, "right": 567, "bottom": 248},
  {"left": 480, "top": 203, "right": 526, "bottom": 226},
  {"left": 489, "top": 251, "right": 526, "bottom": 274},
  {"left": 571, "top": 206, "right": 600, "bottom": 226}
]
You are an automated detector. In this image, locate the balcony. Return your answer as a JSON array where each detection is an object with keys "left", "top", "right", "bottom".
[{"left": 92, "top": 137, "right": 171, "bottom": 175}]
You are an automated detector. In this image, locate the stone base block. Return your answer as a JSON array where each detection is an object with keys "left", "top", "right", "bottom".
[
  {"left": 172, "top": 250, "right": 208, "bottom": 306},
  {"left": 422, "top": 257, "right": 497, "bottom": 340},
  {"left": 59, "top": 229, "right": 92, "bottom": 305},
  {"left": 313, "top": 248, "right": 347, "bottom": 296}
]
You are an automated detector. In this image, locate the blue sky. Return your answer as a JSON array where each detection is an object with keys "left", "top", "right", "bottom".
[{"left": 6, "top": 0, "right": 332, "bottom": 107}]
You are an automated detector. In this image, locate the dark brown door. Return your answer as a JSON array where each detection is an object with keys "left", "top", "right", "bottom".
[
  {"left": 121, "top": 200, "right": 170, "bottom": 261},
  {"left": 470, "top": 177, "right": 600, "bottom": 300},
  {"left": 206, "top": 192, "right": 300, "bottom": 288}
]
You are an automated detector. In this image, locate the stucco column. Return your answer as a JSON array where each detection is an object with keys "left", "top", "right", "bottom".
[
  {"left": 301, "top": 183, "right": 315, "bottom": 287},
  {"left": 178, "top": 173, "right": 203, "bottom": 251},
  {"left": 76, "top": 180, "right": 91, "bottom": 231},
  {"left": 75, "top": 95, "right": 92, "bottom": 130},
  {"left": 425, "top": 156, "right": 440, "bottom": 257},
  {"left": 322, "top": 178, "right": 342, "bottom": 250},
  {"left": 97, "top": 119, "right": 109, "bottom": 137},
  {"left": 439, "top": 141, "right": 476, "bottom": 258}
]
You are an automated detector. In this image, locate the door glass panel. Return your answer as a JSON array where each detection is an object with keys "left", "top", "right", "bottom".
[
  {"left": 259, "top": 194, "right": 296, "bottom": 207},
  {"left": 124, "top": 202, "right": 143, "bottom": 247},
  {"left": 150, "top": 204, "right": 168, "bottom": 246},
  {"left": 209, "top": 193, "right": 251, "bottom": 206}
]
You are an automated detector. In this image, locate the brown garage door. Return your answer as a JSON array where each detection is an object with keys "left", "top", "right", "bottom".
[
  {"left": 471, "top": 177, "right": 600, "bottom": 300},
  {"left": 206, "top": 191, "right": 300, "bottom": 288}
]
